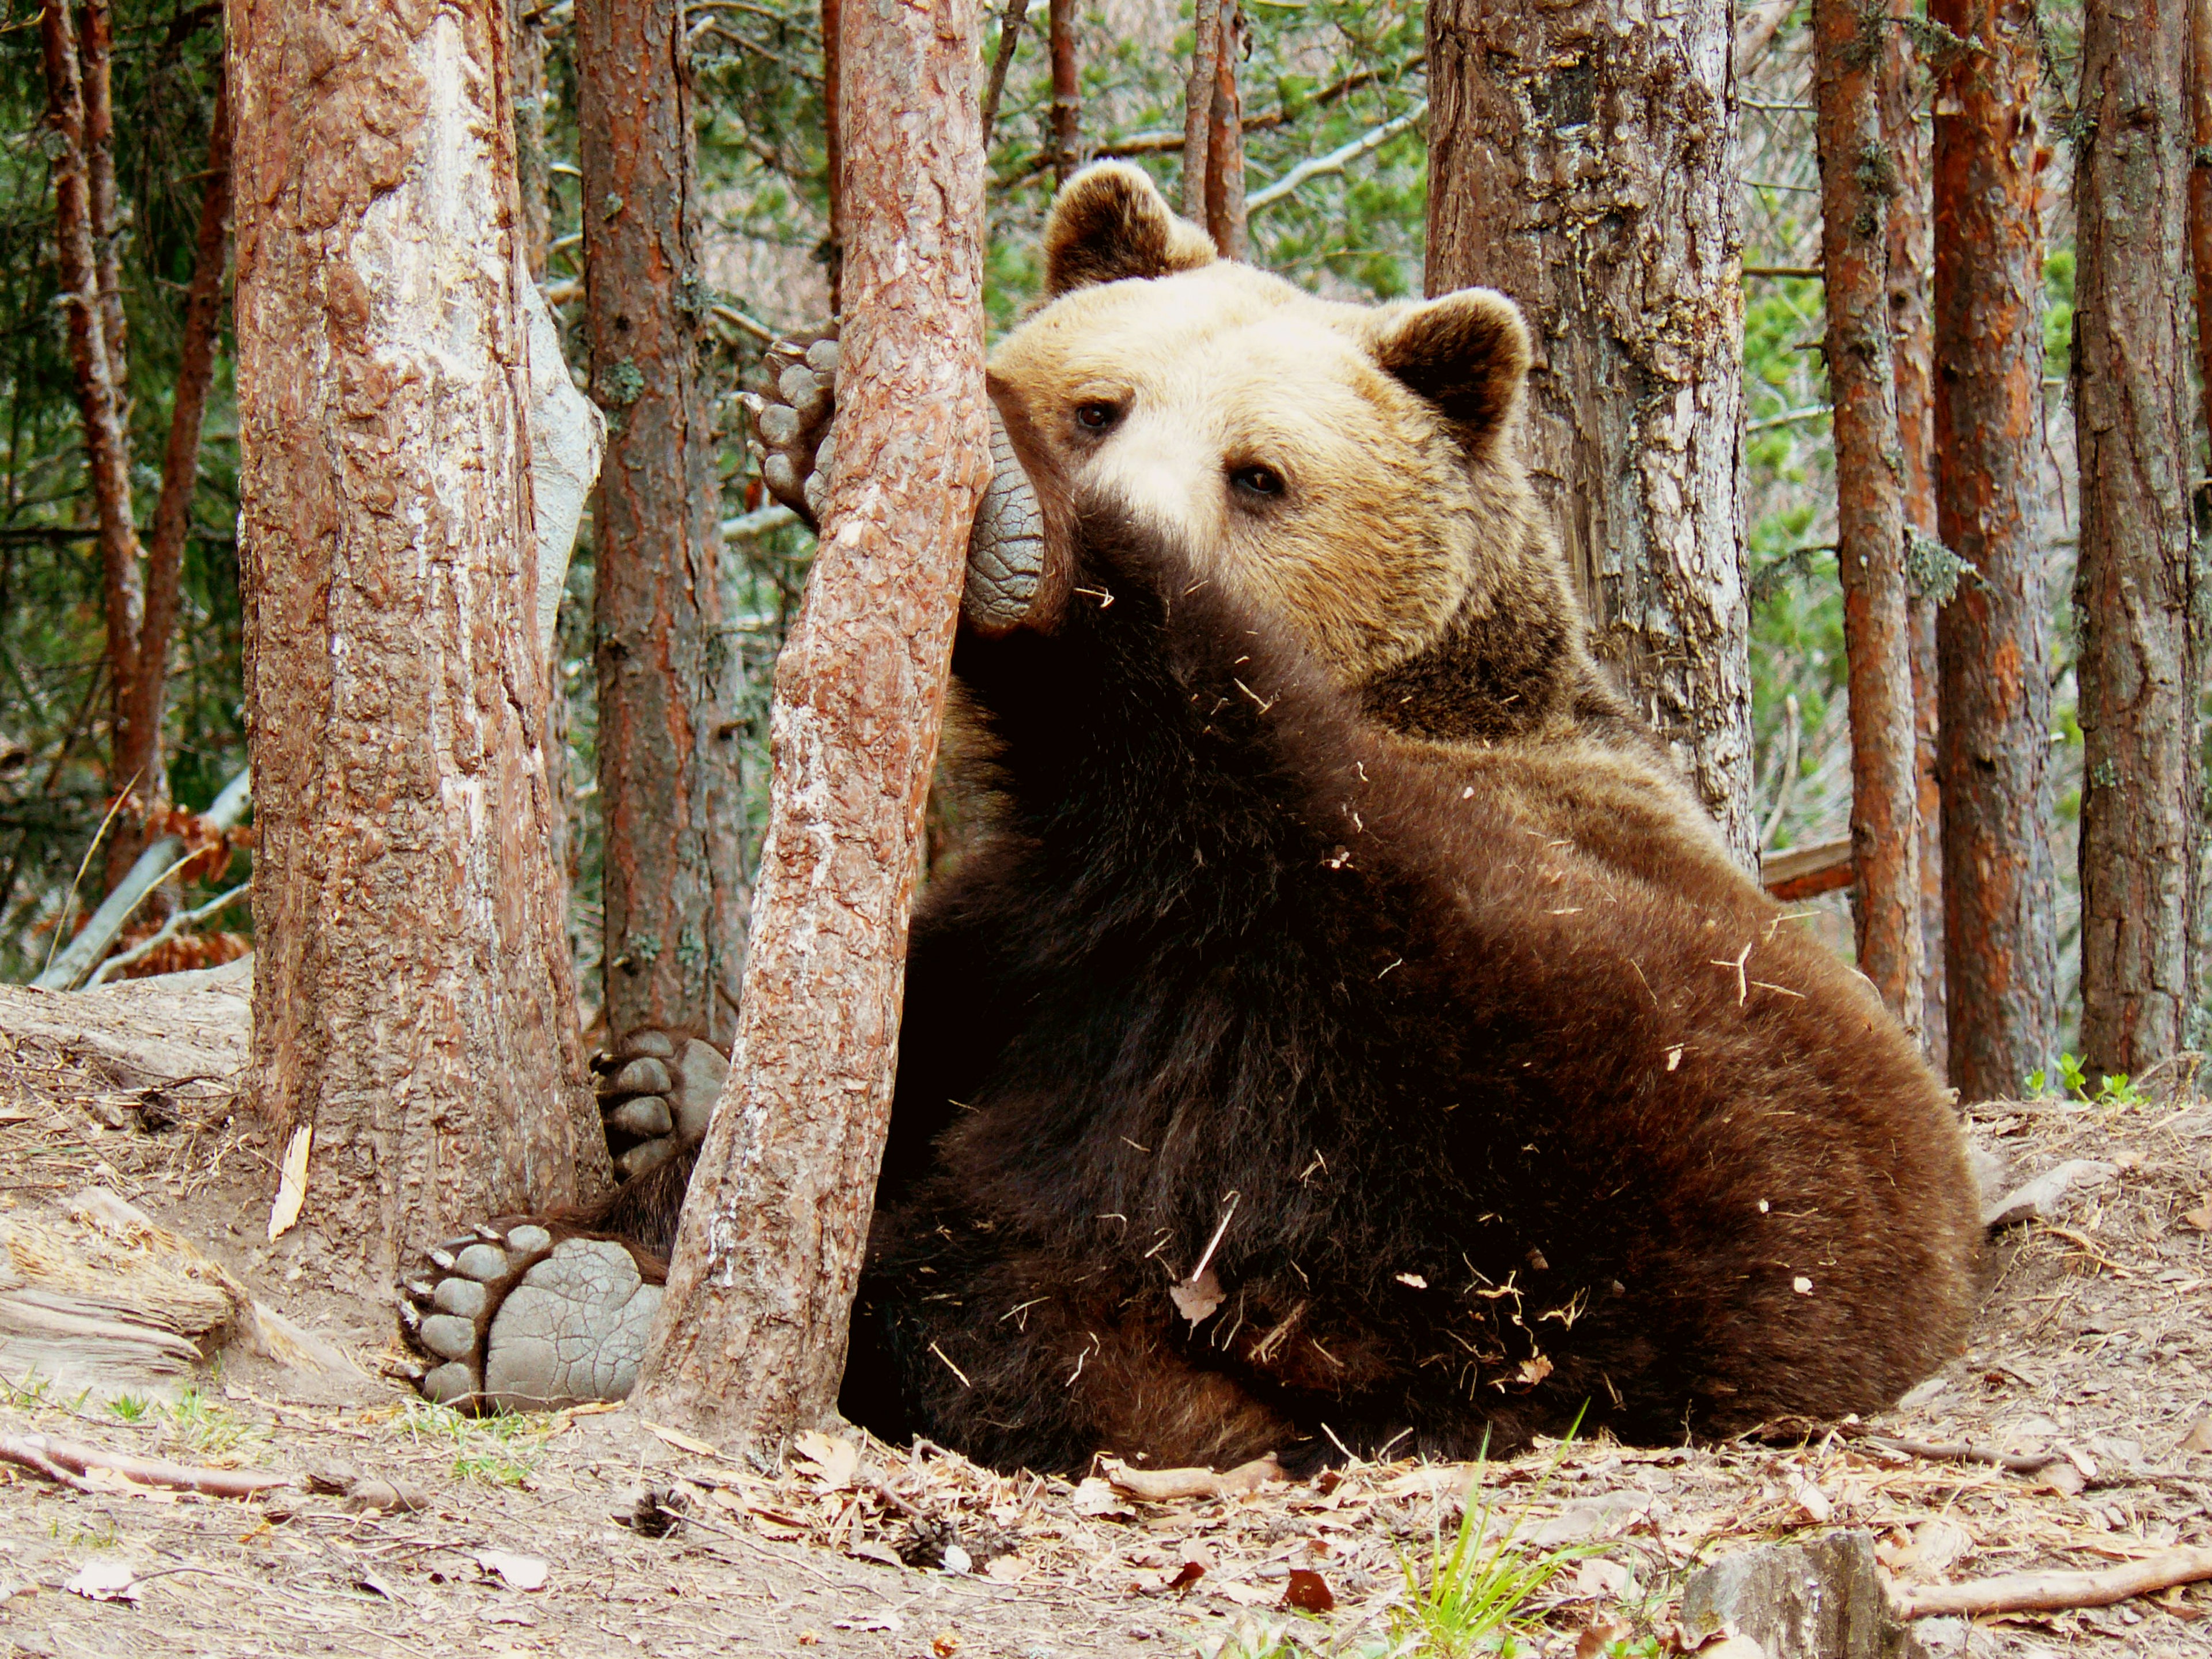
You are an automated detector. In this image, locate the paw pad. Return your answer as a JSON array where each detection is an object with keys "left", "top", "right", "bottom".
[{"left": 595, "top": 1030, "right": 728, "bottom": 1184}]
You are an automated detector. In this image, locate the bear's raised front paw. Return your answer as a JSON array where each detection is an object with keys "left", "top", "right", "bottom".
[
  {"left": 593, "top": 1029, "right": 729, "bottom": 1182},
  {"left": 744, "top": 327, "right": 839, "bottom": 531},
  {"left": 402, "top": 1226, "right": 660, "bottom": 1412}
]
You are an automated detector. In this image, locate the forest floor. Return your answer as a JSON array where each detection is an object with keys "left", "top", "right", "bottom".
[{"left": 0, "top": 969, "right": 2207, "bottom": 1659}]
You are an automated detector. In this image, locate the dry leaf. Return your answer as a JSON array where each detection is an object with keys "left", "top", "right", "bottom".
[
  {"left": 1282, "top": 1567, "right": 1335, "bottom": 1613},
  {"left": 1071, "top": 1476, "right": 1137, "bottom": 1518},
  {"left": 1571, "top": 1558, "right": 1634, "bottom": 1599},
  {"left": 1577, "top": 1615, "right": 1634, "bottom": 1659},
  {"left": 2179, "top": 1416, "right": 2212, "bottom": 1455},
  {"left": 1167, "top": 1560, "right": 1205, "bottom": 1593},
  {"left": 641, "top": 1420, "right": 719, "bottom": 1459},
  {"left": 849, "top": 1539, "right": 903, "bottom": 1568},
  {"left": 266, "top": 1124, "right": 312, "bottom": 1243},
  {"left": 931, "top": 1631, "right": 962, "bottom": 1657},
  {"left": 984, "top": 1554, "right": 1029, "bottom": 1584},
  {"left": 1170, "top": 1266, "right": 1224, "bottom": 1327},
  {"left": 1788, "top": 1474, "right": 1832, "bottom": 1523},
  {"left": 2184, "top": 1200, "right": 2212, "bottom": 1232},
  {"left": 1214, "top": 1581, "right": 1278, "bottom": 1608},
  {"left": 475, "top": 1550, "right": 549, "bottom": 1592},
  {"left": 65, "top": 1559, "right": 138, "bottom": 1602},
  {"left": 2041, "top": 1460, "right": 2086, "bottom": 1497},
  {"left": 792, "top": 1429, "right": 859, "bottom": 1490}
]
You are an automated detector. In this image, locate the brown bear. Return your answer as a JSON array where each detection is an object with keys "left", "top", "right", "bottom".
[{"left": 404, "top": 163, "right": 1983, "bottom": 1474}]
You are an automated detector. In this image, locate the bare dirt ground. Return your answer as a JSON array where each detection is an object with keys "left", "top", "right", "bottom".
[{"left": 0, "top": 972, "right": 2207, "bottom": 1659}]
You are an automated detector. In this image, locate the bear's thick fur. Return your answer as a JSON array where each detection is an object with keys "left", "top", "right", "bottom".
[{"left": 411, "top": 162, "right": 1983, "bottom": 1470}]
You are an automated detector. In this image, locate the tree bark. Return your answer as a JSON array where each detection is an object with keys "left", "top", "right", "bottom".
[
  {"left": 81, "top": 1, "right": 127, "bottom": 388},
  {"left": 1205, "top": 1, "right": 1247, "bottom": 259},
  {"left": 118, "top": 82, "right": 233, "bottom": 867},
  {"left": 579, "top": 0, "right": 746, "bottom": 1046},
  {"left": 1181, "top": 0, "right": 1220, "bottom": 221},
  {"left": 514, "top": 2, "right": 552, "bottom": 281},
  {"left": 1882, "top": 2, "right": 1947, "bottom": 1071},
  {"left": 2073, "top": 0, "right": 2196, "bottom": 1078},
  {"left": 1426, "top": 0, "right": 1756, "bottom": 862},
  {"left": 1931, "top": 0, "right": 2059, "bottom": 1099},
  {"left": 230, "top": 0, "right": 605, "bottom": 1274},
  {"left": 823, "top": 0, "right": 845, "bottom": 311},
  {"left": 2194, "top": 0, "right": 2212, "bottom": 450},
  {"left": 1814, "top": 0, "right": 1921, "bottom": 1031},
  {"left": 631, "top": 0, "right": 990, "bottom": 1450},
  {"left": 40, "top": 2, "right": 146, "bottom": 812},
  {"left": 1048, "top": 0, "right": 1080, "bottom": 187}
]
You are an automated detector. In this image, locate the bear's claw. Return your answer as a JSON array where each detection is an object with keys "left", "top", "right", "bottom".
[{"left": 402, "top": 1228, "right": 660, "bottom": 1412}]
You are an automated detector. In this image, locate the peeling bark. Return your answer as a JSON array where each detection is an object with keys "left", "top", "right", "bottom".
[
  {"left": 579, "top": 0, "right": 747, "bottom": 1045},
  {"left": 1931, "top": 0, "right": 2058, "bottom": 1097},
  {"left": 231, "top": 0, "right": 605, "bottom": 1275},
  {"left": 2073, "top": 0, "right": 2196, "bottom": 1076},
  {"left": 1881, "top": 3, "right": 1946, "bottom": 1071},
  {"left": 1426, "top": 0, "right": 1755, "bottom": 862},
  {"left": 631, "top": 0, "right": 989, "bottom": 1449},
  {"left": 1815, "top": 0, "right": 1921, "bottom": 1031}
]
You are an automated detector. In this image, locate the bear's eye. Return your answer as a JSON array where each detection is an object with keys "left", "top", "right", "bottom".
[
  {"left": 1074, "top": 401, "right": 1120, "bottom": 431},
  {"left": 1229, "top": 464, "right": 1285, "bottom": 499}
]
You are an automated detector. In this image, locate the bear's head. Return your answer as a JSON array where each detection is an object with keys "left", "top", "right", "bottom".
[{"left": 982, "top": 162, "right": 1591, "bottom": 738}]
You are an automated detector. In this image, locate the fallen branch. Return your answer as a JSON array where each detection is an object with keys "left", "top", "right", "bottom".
[
  {"left": 0, "top": 1430, "right": 290, "bottom": 1500},
  {"left": 1100, "top": 1453, "right": 1285, "bottom": 1502},
  {"left": 1860, "top": 1433, "right": 2057, "bottom": 1475},
  {"left": 88, "top": 877, "right": 249, "bottom": 987},
  {"left": 1894, "top": 1546, "right": 2212, "bottom": 1619}
]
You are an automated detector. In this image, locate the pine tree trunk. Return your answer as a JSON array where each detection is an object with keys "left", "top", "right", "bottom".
[
  {"left": 2194, "top": 0, "right": 2212, "bottom": 447},
  {"left": 1931, "top": 0, "right": 2059, "bottom": 1099},
  {"left": 630, "top": 0, "right": 990, "bottom": 1450},
  {"left": 1205, "top": 1, "right": 1247, "bottom": 260},
  {"left": 823, "top": 0, "right": 846, "bottom": 312},
  {"left": 2073, "top": 0, "right": 2196, "bottom": 1077},
  {"left": 1049, "top": 0, "right": 1081, "bottom": 187},
  {"left": 1814, "top": 0, "right": 1921, "bottom": 1031},
  {"left": 40, "top": 3, "right": 146, "bottom": 817},
  {"left": 579, "top": 0, "right": 747, "bottom": 1046},
  {"left": 230, "top": 0, "right": 605, "bottom": 1274},
  {"left": 1181, "top": 0, "right": 1220, "bottom": 222},
  {"left": 1881, "top": 3, "right": 1947, "bottom": 1072},
  {"left": 1426, "top": 0, "right": 1755, "bottom": 862}
]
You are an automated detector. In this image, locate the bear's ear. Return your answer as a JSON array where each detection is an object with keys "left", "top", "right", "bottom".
[
  {"left": 1043, "top": 162, "right": 1218, "bottom": 298},
  {"left": 1370, "top": 289, "right": 1532, "bottom": 461}
]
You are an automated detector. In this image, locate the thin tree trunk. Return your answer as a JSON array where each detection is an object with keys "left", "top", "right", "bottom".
[
  {"left": 823, "top": 0, "right": 845, "bottom": 311},
  {"left": 119, "top": 82, "right": 232, "bottom": 855},
  {"left": 579, "top": 0, "right": 746, "bottom": 1046},
  {"left": 1205, "top": 1, "right": 1247, "bottom": 259},
  {"left": 81, "top": 1, "right": 127, "bottom": 387},
  {"left": 2194, "top": 0, "right": 2212, "bottom": 450},
  {"left": 979, "top": 0, "right": 1031, "bottom": 150},
  {"left": 1427, "top": 0, "right": 1755, "bottom": 861},
  {"left": 231, "top": 0, "right": 605, "bottom": 1274},
  {"left": 40, "top": 3, "right": 146, "bottom": 810},
  {"left": 631, "top": 0, "right": 990, "bottom": 1449},
  {"left": 1814, "top": 0, "right": 1921, "bottom": 1031},
  {"left": 1049, "top": 0, "right": 1080, "bottom": 187},
  {"left": 1882, "top": 1, "right": 1946, "bottom": 1073},
  {"left": 1931, "top": 0, "right": 2058, "bottom": 1099},
  {"left": 1181, "top": 0, "right": 1220, "bottom": 221},
  {"left": 514, "top": 3, "right": 552, "bottom": 281},
  {"left": 2073, "top": 0, "right": 2195, "bottom": 1078}
]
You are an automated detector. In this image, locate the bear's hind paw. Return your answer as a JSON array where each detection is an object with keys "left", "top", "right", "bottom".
[
  {"left": 401, "top": 1227, "right": 660, "bottom": 1414},
  {"left": 593, "top": 1029, "right": 728, "bottom": 1183}
]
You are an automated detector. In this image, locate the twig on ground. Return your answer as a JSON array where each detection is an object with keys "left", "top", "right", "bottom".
[
  {"left": 1860, "top": 1433, "right": 2058, "bottom": 1475},
  {"left": 88, "top": 877, "right": 249, "bottom": 986},
  {"left": 0, "top": 1429, "right": 289, "bottom": 1499},
  {"left": 1100, "top": 1453, "right": 1285, "bottom": 1501},
  {"left": 1894, "top": 1546, "right": 2212, "bottom": 1618}
]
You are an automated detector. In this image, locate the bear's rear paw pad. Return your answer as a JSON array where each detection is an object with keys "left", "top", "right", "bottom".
[
  {"left": 404, "top": 1229, "right": 659, "bottom": 1412},
  {"left": 594, "top": 1029, "right": 729, "bottom": 1183}
]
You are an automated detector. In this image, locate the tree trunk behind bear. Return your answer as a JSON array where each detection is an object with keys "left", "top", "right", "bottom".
[
  {"left": 630, "top": 0, "right": 991, "bottom": 1451},
  {"left": 578, "top": 0, "right": 748, "bottom": 1047},
  {"left": 1881, "top": 2, "right": 1947, "bottom": 1073},
  {"left": 230, "top": 0, "right": 606, "bottom": 1276},
  {"left": 2072, "top": 0, "right": 2196, "bottom": 1079},
  {"left": 1813, "top": 0, "right": 1921, "bottom": 1033},
  {"left": 1425, "top": 0, "right": 1755, "bottom": 865},
  {"left": 1930, "top": 0, "right": 2059, "bottom": 1099}
]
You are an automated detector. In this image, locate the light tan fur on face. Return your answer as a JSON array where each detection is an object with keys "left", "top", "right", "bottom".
[{"left": 990, "top": 262, "right": 1497, "bottom": 680}]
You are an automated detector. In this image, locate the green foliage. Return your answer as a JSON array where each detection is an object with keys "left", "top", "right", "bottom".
[{"left": 2025, "top": 1052, "right": 2145, "bottom": 1106}]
